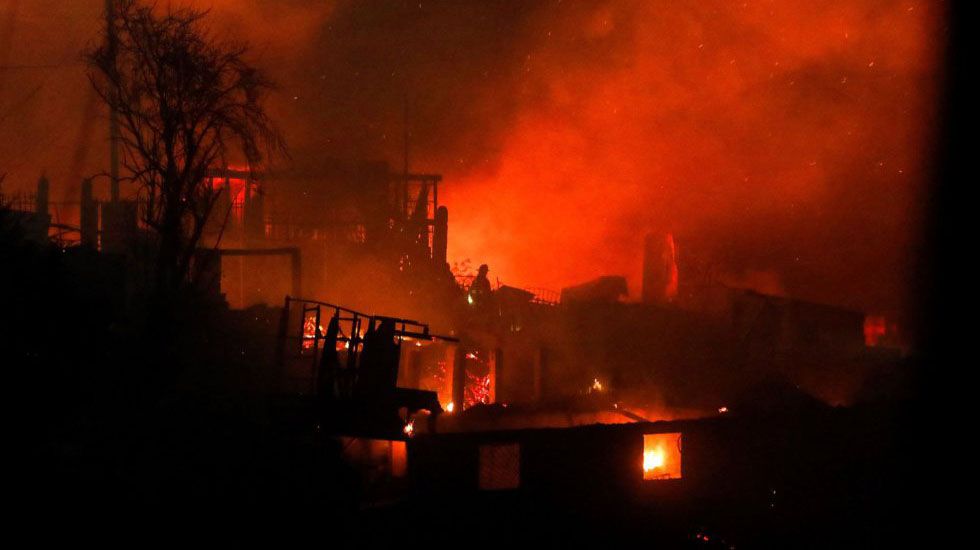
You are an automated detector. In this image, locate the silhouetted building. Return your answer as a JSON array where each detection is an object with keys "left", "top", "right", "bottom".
[{"left": 560, "top": 275, "right": 628, "bottom": 304}]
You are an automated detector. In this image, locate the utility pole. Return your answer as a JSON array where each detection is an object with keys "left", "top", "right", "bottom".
[
  {"left": 106, "top": 0, "right": 120, "bottom": 202},
  {"left": 402, "top": 94, "right": 410, "bottom": 218},
  {"left": 403, "top": 95, "right": 410, "bottom": 177}
]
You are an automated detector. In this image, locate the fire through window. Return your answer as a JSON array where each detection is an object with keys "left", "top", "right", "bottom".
[{"left": 643, "top": 433, "right": 682, "bottom": 480}]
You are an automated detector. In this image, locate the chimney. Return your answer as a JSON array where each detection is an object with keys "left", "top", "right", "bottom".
[
  {"left": 35, "top": 175, "right": 49, "bottom": 216},
  {"left": 433, "top": 205, "right": 448, "bottom": 264}
]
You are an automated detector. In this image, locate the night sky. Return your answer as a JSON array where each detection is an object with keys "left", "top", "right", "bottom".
[{"left": 0, "top": 0, "right": 945, "bottom": 327}]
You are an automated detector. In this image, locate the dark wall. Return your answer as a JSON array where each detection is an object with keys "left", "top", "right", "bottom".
[{"left": 407, "top": 406, "right": 905, "bottom": 545}]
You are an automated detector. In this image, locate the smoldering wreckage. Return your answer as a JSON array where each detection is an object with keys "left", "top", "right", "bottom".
[{"left": 4, "top": 157, "right": 912, "bottom": 545}]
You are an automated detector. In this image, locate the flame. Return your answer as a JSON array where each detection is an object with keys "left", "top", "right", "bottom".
[
  {"left": 464, "top": 371, "right": 492, "bottom": 408},
  {"left": 419, "top": 360, "right": 453, "bottom": 413},
  {"left": 403, "top": 420, "right": 415, "bottom": 437},
  {"left": 445, "top": 401, "right": 455, "bottom": 413},
  {"left": 643, "top": 433, "right": 682, "bottom": 480},
  {"left": 301, "top": 316, "right": 323, "bottom": 350},
  {"left": 643, "top": 448, "right": 665, "bottom": 472}
]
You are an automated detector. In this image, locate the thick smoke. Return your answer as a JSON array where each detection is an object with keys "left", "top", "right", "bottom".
[{"left": 0, "top": 0, "right": 943, "bottom": 328}]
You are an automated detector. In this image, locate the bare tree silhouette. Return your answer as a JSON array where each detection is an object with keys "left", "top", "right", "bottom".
[{"left": 87, "top": 0, "right": 285, "bottom": 293}]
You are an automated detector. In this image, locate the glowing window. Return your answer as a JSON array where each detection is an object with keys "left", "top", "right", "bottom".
[
  {"left": 478, "top": 443, "right": 520, "bottom": 490},
  {"left": 643, "top": 433, "right": 682, "bottom": 480}
]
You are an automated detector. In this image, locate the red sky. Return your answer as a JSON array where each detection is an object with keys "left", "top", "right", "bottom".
[{"left": 0, "top": 0, "right": 945, "bottom": 322}]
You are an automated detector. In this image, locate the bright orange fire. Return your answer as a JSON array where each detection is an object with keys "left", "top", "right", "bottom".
[
  {"left": 301, "top": 315, "right": 319, "bottom": 350},
  {"left": 643, "top": 448, "right": 665, "bottom": 471},
  {"left": 643, "top": 433, "right": 682, "bottom": 480}
]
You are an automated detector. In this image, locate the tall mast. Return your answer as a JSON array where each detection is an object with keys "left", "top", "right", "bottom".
[
  {"left": 402, "top": 94, "right": 410, "bottom": 218},
  {"left": 106, "top": 0, "right": 120, "bottom": 202}
]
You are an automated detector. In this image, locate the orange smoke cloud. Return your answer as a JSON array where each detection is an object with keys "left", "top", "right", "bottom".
[
  {"left": 442, "top": 0, "right": 943, "bottom": 317},
  {"left": 1, "top": 0, "right": 944, "bottom": 324}
]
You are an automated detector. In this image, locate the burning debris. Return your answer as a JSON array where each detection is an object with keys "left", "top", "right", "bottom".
[{"left": 1, "top": 2, "right": 936, "bottom": 544}]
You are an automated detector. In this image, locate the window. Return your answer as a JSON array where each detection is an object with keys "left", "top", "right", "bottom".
[
  {"left": 479, "top": 443, "right": 520, "bottom": 490},
  {"left": 643, "top": 433, "right": 682, "bottom": 480}
]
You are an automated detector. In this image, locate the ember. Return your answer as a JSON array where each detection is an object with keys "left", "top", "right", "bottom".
[
  {"left": 464, "top": 371, "right": 492, "bottom": 409},
  {"left": 0, "top": 1, "right": 940, "bottom": 544},
  {"left": 301, "top": 315, "right": 322, "bottom": 350}
]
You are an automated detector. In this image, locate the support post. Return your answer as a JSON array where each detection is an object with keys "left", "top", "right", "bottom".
[
  {"left": 452, "top": 346, "right": 466, "bottom": 412},
  {"left": 290, "top": 248, "right": 302, "bottom": 298},
  {"left": 35, "top": 175, "right": 49, "bottom": 216},
  {"left": 80, "top": 178, "right": 98, "bottom": 248},
  {"left": 433, "top": 206, "right": 448, "bottom": 264}
]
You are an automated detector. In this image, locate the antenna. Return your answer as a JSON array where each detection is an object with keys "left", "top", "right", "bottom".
[
  {"left": 106, "top": 0, "right": 120, "bottom": 202},
  {"left": 402, "top": 94, "right": 410, "bottom": 218},
  {"left": 403, "top": 94, "right": 410, "bottom": 177}
]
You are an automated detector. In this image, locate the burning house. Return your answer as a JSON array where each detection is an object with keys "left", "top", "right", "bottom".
[
  {"left": 238, "top": 157, "right": 905, "bottom": 495},
  {"left": 2, "top": 1, "right": 944, "bottom": 544},
  {"left": 4, "top": 143, "right": 903, "bottom": 427},
  {"left": 201, "top": 160, "right": 451, "bottom": 319},
  {"left": 8, "top": 155, "right": 900, "bottom": 426}
]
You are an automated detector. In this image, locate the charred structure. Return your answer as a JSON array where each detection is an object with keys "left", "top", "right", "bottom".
[{"left": 2, "top": 1, "right": 942, "bottom": 544}]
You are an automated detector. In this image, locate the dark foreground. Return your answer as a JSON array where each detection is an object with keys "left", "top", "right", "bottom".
[{"left": 3, "top": 228, "right": 930, "bottom": 546}]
